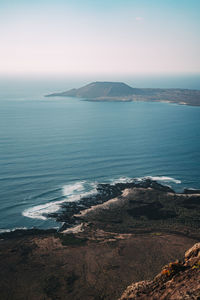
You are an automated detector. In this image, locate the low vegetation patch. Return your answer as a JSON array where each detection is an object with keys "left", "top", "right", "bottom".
[
  {"left": 161, "top": 261, "right": 186, "bottom": 277},
  {"left": 55, "top": 233, "right": 88, "bottom": 246}
]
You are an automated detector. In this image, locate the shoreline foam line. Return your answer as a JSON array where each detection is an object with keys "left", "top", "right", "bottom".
[
  {"left": 22, "top": 176, "right": 181, "bottom": 220},
  {"left": 144, "top": 176, "right": 181, "bottom": 184},
  {"left": 22, "top": 181, "right": 97, "bottom": 220},
  {"left": 0, "top": 227, "right": 27, "bottom": 233}
]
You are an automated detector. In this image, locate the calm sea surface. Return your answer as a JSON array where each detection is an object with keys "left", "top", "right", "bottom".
[{"left": 0, "top": 75, "right": 200, "bottom": 230}]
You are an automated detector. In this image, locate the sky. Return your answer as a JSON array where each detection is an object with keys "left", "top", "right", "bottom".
[{"left": 0, "top": 0, "right": 200, "bottom": 76}]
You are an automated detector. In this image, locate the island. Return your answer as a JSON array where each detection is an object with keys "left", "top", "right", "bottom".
[{"left": 46, "top": 81, "right": 200, "bottom": 106}]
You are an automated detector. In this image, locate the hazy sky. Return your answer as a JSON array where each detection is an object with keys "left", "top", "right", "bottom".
[{"left": 0, "top": 0, "right": 200, "bottom": 76}]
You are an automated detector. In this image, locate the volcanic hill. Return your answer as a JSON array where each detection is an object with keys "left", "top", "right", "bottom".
[{"left": 46, "top": 81, "right": 200, "bottom": 106}]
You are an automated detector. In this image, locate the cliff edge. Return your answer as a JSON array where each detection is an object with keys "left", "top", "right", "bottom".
[{"left": 120, "top": 243, "right": 200, "bottom": 300}]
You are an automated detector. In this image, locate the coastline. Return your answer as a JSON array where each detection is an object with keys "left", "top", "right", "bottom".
[
  {"left": 46, "top": 82, "right": 200, "bottom": 106},
  {"left": 1, "top": 178, "right": 200, "bottom": 240},
  {"left": 0, "top": 229, "right": 197, "bottom": 300},
  {"left": 1, "top": 179, "right": 200, "bottom": 299},
  {"left": 82, "top": 97, "right": 199, "bottom": 106}
]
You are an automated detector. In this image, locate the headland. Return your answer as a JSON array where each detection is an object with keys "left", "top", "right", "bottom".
[{"left": 1, "top": 178, "right": 200, "bottom": 299}]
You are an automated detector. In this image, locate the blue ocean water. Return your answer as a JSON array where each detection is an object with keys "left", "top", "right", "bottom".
[{"left": 0, "top": 75, "right": 200, "bottom": 231}]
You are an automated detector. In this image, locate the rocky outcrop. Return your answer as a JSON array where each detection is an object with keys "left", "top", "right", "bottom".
[
  {"left": 0, "top": 229, "right": 198, "bottom": 300},
  {"left": 1, "top": 181, "right": 200, "bottom": 299},
  {"left": 46, "top": 178, "right": 174, "bottom": 231},
  {"left": 119, "top": 243, "right": 200, "bottom": 300}
]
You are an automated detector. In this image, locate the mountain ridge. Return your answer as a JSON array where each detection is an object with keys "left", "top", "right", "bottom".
[{"left": 120, "top": 242, "right": 200, "bottom": 300}]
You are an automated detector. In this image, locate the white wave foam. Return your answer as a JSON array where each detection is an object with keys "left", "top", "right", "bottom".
[
  {"left": 111, "top": 176, "right": 133, "bottom": 185},
  {"left": 23, "top": 199, "right": 66, "bottom": 220},
  {"left": 144, "top": 176, "right": 181, "bottom": 184},
  {"left": 22, "top": 176, "right": 181, "bottom": 221},
  {"left": 111, "top": 175, "right": 181, "bottom": 185},
  {"left": 23, "top": 181, "right": 97, "bottom": 220},
  {"left": 0, "top": 227, "right": 27, "bottom": 233},
  {"left": 62, "top": 181, "right": 97, "bottom": 202},
  {"left": 62, "top": 181, "right": 85, "bottom": 196}
]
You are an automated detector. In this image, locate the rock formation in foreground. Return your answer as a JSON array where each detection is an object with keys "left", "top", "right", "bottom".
[
  {"left": 1, "top": 182, "right": 200, "bottom": 299},
  {"left": 120, "top": 243, "right": 200, "bottom": 300}
]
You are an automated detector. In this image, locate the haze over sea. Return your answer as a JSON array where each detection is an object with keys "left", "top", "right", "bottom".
[{"left": 0, "top": 74, "right": 200, "bottom": 231}]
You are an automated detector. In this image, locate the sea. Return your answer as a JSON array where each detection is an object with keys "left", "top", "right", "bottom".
[{"left": 0, "top": 74, "right": 200, "bottom": 231}]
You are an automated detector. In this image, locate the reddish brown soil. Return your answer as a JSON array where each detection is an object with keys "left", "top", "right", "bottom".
[
  {"left": 120, "top": 243, "right": 200, "bottom": 300},
  {"left": 1, "top": 187, "right": 200, "bottom": 299},
  {"left": 0, "top": 230, "right": 197, "bottom": 300}
]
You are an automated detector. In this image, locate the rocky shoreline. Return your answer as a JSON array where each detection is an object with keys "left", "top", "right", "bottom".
[
  {"left": 120, "top": 242, "right": 200, "bottom": 299},
  {"left": 1, "top": 178, "right": 200, "bottom": 240},
  {"left": 48, "top": 179, "right": 174, "bottom": 231},
  {"left": 0, "top": 178, "right": 174, "bottom": 239},
  {"left": 1, "top": 179, "right": 200, "bottom": 299}
]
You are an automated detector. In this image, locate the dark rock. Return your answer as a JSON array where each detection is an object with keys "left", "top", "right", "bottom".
[
  {"left": 184, "top": 188, "right": 200, "bottom": 194},
  {"left": 0, "top": 228, "right": 57, "bottom": 240},
  {"left": 48, "top": 178, "right": 174, "bottom": 230}
]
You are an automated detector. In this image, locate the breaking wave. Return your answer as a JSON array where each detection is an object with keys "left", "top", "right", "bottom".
[
  {"left": 110, "top": 176, "right": 133, "bottom": 184},
  {"left": 0, "top": 227, "right": 27, "bottom": 233},
  {"left": 22, "top": 175, "right": 181, "bottom": 220},
  {"left": 143, "top": 176, "right": 181, "bottom": 184},
  {"left": 22, "top": 181, "right": 97, "bottom": 220},
  {"left": 110, "top": 175, "right": 181, "bottom": 185}
]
